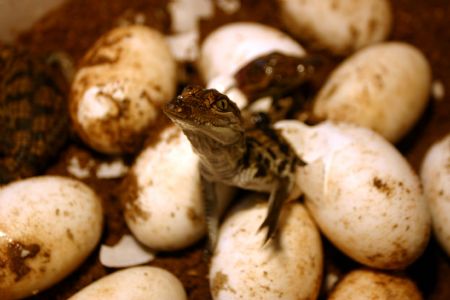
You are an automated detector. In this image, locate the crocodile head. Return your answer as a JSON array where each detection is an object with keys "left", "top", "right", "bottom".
[{"left": 163, "top": 85, "right": 244, "bottom": 145}]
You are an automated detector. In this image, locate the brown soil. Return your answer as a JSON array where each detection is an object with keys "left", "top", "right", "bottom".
[{"left": 8, "top": 0, "right": 450, "bottom": 299}]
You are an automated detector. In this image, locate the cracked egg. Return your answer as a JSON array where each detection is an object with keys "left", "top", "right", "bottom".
[
  {"left": 70, "top": 25, "right": 176, "bottom": 155},
  {"left": 276, "top": 120, "right": 431, "bottom": 269}
]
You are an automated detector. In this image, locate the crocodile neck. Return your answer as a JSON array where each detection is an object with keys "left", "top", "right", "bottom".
[{"left": 182, "top": 128, "right": 246, "bottom": 181}]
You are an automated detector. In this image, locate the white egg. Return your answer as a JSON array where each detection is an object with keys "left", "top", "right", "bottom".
[
  {"left": 278, "top": 0, "right": 392, "bottom": 54},
  {"left": 70, "top": 25, "right": 176, "bottom": 154},
  {"left": 313, "top": 42, "right": 431, "bottom": 142},
  {"left": 68, "top": 266, "right": 187, "bottom": 300},
  {"left": 276, "top": 120, "right": 431, "bottom": 269},
  {"left": 121, "top": 125, "right": 204, "bottom": 251},
  {"left": 421, "top": 133, "right": 450, "bottom": 256},
  {"left": 329, "top": 269, "right": 422, "bottom": 300},
  {"left": 210, "top": 194, "right": 323, "bottom": 300},
  {"left": 0, "top": 176, "right": 103, "bottom": 299},
  {"left": 122, "top": 124, "right": 235, "bottom": 251},
  {"left": 198, "top": 22, "right": 305, "bottom": 83}
]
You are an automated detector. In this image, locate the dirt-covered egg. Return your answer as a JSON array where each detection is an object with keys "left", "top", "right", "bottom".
[
  {"left": 421, "top": 133, "right": 450, "bottom": 256},
  {"left": 121, "top": 124, "right": 235, "bottom": 251},
  {"left": 329, "top": 269, "right": 422, "bottom": 300},
  {"left": 313, "top": 42, "right": 431, "bottom": 142},
  {"left": 278, "top": 0, "right": 392, "bottom": 54},
  {"left": 70, "top": 25, "right": 176, "bottom": 154},
  {"left": 276, "top": 120, "right": 431, "bottom": 269},
  {"left": 68, "top": 266, "right": 187, "bottom": 300},
  {"left": 0, "top": 176, "right": 103, "bottom": 299},
  {"left": 210, "top": 193, "right": 322, "bottom": 300},
  {"left": 198, "top": 22, "right": 305, "bottom": 84}
]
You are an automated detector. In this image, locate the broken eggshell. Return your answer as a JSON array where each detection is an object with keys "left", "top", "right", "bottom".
[
  {"left": 99, "top": 234, "right": 155, "bottom": 268},
  {"left": 70, "top": 25, "right": 176, "bottom": 154},
  {"left": 313, "top": 42, "right": 431, "bottom": 143},
  {"left": 68, "top": 266, "right": 187, "bottom": 300},
  {"left": 0, "top": 176, "right": 103, "bottom": 299},
  {"left": 421, "top": 133, "right": 450, "bottom": 256},
  {"left": 278, "top": 0, "right": 392, "bottom": 54},
  {"left": 198, "top": 22, "right": 305, "bottom": 83},
  {"left": 121, "top": 124, "right": 235, "bottom": 251},
  {"left": 276, "top": 120, "right": 431, "bottom": 269},
  {"left": 210, "top": 193, "right": 323, "bottom": 300},
  {"left": 329, "top": 269, "right": 422, "bottom": 300}
]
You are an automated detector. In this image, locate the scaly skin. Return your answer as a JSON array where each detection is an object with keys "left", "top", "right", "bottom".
[
  {"left": 0, "top": 45, "right": 70, "bottom": 184},
  {"left": 163, "top": 86, "right": 304, "bottom": 250}
]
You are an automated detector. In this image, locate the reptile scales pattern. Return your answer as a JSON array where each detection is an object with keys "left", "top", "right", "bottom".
[{"left": 0, "top": 46, "right": 69, "bottom": 183}]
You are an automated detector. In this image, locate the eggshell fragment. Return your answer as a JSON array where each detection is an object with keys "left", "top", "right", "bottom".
[
  {"left": 122, "top": 124, "right": 235, "bottom": 251},
  {"left": 421, "top": 134, "right": 450, "bottom": 256},
  {"left": 99, "top": 234, "right": 155, "bottom": 268},
  {"left": 313, "top": 42, "right": 431, "bottom": 142},
  {"left": 168, "top": 0, "right": 213, "bottom": 33},
  {"left": 198, "top": 22, "right": 305, "bottom": 83},
  {"left": 70, "top": 25, "right": 176, "bottom": 154},
  {"left": 68, "top": 266, "right": 187, "bottom": 300},
  {"left": 278, "top": 0, "right": 392, "bottom": 54},
  {"left": 0, "top": 176, "right": 103, "bottom": 299},
  {"left": 329, "top": 269, "right": 422, "bottom": 300},
  {"left": 210, "top": 194, "right": 323, "bottom": 300},
  {"left": 166, "top": 30, "right": 200, "bottom": 62},
  {"left": 276, "top": 120, "right": 431, "bottom": 269}
]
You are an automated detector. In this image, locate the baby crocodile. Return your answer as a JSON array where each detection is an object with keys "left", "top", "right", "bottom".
[
  {"left": 234, "top": 51, "right": 323, "bottom": 102},
  {"left": 235, "top": 51, "right": 325, "bottom": 125},
  {"left": 163, "top": 86, "right": 304, "bottom": 249},
  {"left": 0, "top": 45, "right": 70, "bottom": 184}
]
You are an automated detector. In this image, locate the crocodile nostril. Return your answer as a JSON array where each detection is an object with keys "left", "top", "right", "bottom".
[{"left": 163, "top": 101, "right": 190, "bottom": 117}]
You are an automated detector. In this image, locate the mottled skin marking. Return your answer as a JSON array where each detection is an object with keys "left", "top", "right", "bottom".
[
  {"left": 163, "top": 86, "right": 304, "bottom": 249},
  {"left": 0, "top": 45, "right": 69, "bottom": 183}
]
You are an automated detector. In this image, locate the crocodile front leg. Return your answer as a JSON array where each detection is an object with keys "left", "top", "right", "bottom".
[
  {"left": 201, "top": 175, "right": 220, "bottom": 252},
  {"left": 259, "top": 177, "right": 290, "bottom": 243}
]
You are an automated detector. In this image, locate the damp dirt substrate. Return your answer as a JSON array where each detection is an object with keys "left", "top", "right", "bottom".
[{"left": 12, "top": 0, "right": 450, "bottom": 299}]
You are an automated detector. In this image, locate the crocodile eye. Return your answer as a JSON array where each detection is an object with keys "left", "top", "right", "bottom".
[{"left": 214, "top": 99, "right": 229, "bottom": 111}]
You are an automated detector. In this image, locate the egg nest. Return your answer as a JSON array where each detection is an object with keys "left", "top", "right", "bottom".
[{"left": 7, "top": 0, "right": 450, "bottom": 299}]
